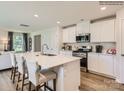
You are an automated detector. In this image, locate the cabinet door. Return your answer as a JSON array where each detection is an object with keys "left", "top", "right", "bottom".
[
  {"left": 101, "top": 19, "right": 115, "bottom": 42},
  {"left": 90, "top": 22, "right": 101, "bottom": 42},
  {"left": 62, "top": 26, "right": 76, "bottom": 43},
  {"left": 88, "top": 53, "right": 99, "bottom": 72},
  {"left": 76, "top": 21, "right": 90, "bottom": 35},
  {"left": 121, "top": 19, "right": 124, "bottom": 54},
  {"left": 99, "top": 55, "right": 114, "bottom": 76},
  {"left": 68, "top": 26, "right": 76, "bottom": 43},
  {"left": 62, "top": 28, "right": 69, "bottom": 43}
]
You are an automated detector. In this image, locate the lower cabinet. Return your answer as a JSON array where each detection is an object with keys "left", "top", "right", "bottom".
[
  {"left": 88, "top": 53, "right": 115, "bottom": 77},
  {"left": 88, "top": 53, "right": 99, "bottom": 72},
  {"left": 99, "top": 55, "right": 114, "bottom": 76}
]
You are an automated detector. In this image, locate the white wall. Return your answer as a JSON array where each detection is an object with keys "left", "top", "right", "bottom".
[{"left": 30, "top": 26, "right": 62, "bottom": 54}]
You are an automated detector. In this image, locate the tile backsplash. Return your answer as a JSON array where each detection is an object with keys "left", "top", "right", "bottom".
[{"left": 63, "top": 42, "right": 116, "bottom": 53}]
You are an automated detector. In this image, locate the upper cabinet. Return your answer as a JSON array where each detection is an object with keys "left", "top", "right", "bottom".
[
  {"left": 90, "top": 19, "right": 115, "bottom": 42},
  {"left": 90, "top": 22, "right": 101, "bottom": 42},
  {"left": 101, "top": 19, "right": 115, "bottom": 42},
  {"left": 76, "top": 21, "right": 90, "bottom": 35},
  {"left": 62, "top": 26, "right": 76, "bottom": 43}
]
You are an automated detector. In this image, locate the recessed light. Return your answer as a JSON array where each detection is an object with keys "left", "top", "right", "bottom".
[
  {"left": 100, "top": 6, "right": 107, "bottom": 10},
  {"left": 57, "top": 21, "right": 60, "bottom": 24},
  {"left": 34, "top": 14, "right": 39, "bottom": 18}
]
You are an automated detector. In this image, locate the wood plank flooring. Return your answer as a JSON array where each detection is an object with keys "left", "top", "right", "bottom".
[
  {"left": 0, "top": 70, "right": 124, "bottom": 91},
  {"left": 80, "top": 71, "right": 124, "bottom": 91}
]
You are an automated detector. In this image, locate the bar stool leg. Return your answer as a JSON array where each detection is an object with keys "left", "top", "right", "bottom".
[
  {"left": 16, "top": 72, "right": 21, "bottom": 90},
  {"left": 29, "top": 81, "right": 32, "bottom": 91},
  {"left": 35, "top": 85, "right": 39, "bottom": 91},
  {"left": 53, "top": 79, "right": 56, "bottom": 91},
  {"left": 10, "top": 67, "right": 13, "bottom": 80},
  {"left": 13, "top": 67, "right": 16, "bottom": 83},
  {"left": 44, "top": 83, "right": 46, "bottom": 91},
  {"left": 21, "top": 74, "right": 25, "bottom": 91}
]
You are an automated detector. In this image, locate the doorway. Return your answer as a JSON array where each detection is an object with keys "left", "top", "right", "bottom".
[{"left": 34, "top": 35, "right": 41, "bottom": 52}]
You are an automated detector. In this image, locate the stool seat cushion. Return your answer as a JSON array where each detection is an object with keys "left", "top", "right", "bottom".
[{"left": 39, "top": 70, "right": 57, "bottom": 84}]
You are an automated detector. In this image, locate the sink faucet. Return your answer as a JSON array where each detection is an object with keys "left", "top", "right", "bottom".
[{"left": 42, "top": 44, "right": 49, "bottom": 54}]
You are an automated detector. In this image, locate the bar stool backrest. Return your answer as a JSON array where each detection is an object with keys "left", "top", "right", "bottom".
[
  {"left": 9, "top": 52, "right": 16, "bottom": 67},
  {"left": 16, "top": 54, "right": 25, "bottom": 74},
  {"left": 26, "top": 60, "right": 41, "bottom": 86}
]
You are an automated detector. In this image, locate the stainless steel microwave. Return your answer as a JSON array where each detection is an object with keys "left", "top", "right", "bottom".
[{"left": 76, "top": 33, "right": 90, "bottom": 43}]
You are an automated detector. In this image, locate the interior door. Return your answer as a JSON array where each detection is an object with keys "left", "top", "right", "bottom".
[{"left": 34, "top": 35, "right": 41, "bottom": 52}]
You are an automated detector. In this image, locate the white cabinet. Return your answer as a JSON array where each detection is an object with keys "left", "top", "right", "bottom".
[
  {"left": 116, "top": 8, "right": 124, "bottom": 83},
  {"left": 90, "top": 19, "right": 115, "bottom": 42},
  {"left": 76, "top": 21, "right": 90, "bottom": 35},
  {"left": 121, "top": 19, "right": 124, "bottom": 54},
  {"left": 62, "top": 26, "right": 76, "bottom": 43},
  {"left": 90, "top": 22, "right": 101, "bottom": 42},
  {"left": 68, "top": 27, "right": 76, "bottom": 43},
  {"left": 62, "top": 28, "right": 69, "bottom": 43},
  {"left": 99, "top": 55, "right": 114, "bottom": 76},
  {"left": 88, "top": 53, "right": 115, "bottom": 77},
  {"left": 101, "top": 19, "right": 115, "bottom": 42},
  {"left": 88, "top": 53, "right": 99, "bottom": 72}
]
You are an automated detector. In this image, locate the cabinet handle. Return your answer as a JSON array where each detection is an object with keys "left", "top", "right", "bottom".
[{"left": 121, "top": 54, "right": 124, "bottom": 56}]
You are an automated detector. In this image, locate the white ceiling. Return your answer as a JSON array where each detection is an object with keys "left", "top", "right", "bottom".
[{"left": 0, "top": 1, "right": 123, "bottom": 32}]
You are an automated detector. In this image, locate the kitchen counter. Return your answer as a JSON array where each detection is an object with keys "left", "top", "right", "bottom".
[
  {"left": 88, "top": 52, "right": 116, "bottom": 56},
  {"left": 17, "top": 52, "right": 81, "bottom": 91},
  {"left": 0, "top": 52, "right": 12, "bottom": 70},
  {"left": 23, "top": 53, "right": 80, "bottom": 68}
]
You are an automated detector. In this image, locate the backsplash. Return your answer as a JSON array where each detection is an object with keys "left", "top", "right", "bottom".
[{"left": 62, "top": 42, "right": 116, "bottom": 53}]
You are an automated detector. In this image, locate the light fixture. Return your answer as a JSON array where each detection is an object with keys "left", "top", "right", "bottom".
[
  {"left": 100, "top": 6, "right": 107, "bottom": 11},
  {"left": 57, "top": 21, "right": 60, "bottom": 24},
  {"left": 34, "top": 14, "right": 39, "bottom": 18},
  {"left": 20, "top": 24, "right": 29, "bottom": 27}
]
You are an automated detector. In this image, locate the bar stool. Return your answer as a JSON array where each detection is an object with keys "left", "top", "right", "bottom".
[
  {"left": 9, "top": 52, "right": 18, "bottom": 83},
  {"left": 26, "top": 60, "right": 57, "bottom": 91},
  {"left": 15, "top": 54, "right": 28, "bottom": 91}
]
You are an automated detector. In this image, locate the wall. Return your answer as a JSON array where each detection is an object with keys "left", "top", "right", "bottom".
[{"left": 30, "top": 26, "right": 62, "bottom": 54}]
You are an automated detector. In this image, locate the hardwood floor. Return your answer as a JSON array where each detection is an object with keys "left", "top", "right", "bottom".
[
  {"left": 80, "top": 71, "right": 124, "bottom": 91},
  {"left": 0, "top": 69, "right": 124, "bottom": 91}
]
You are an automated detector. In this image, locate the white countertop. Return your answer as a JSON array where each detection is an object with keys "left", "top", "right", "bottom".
[
  {"left": 18, "top": 52, "right": 81, "bottom": 69},
  {"left": 88, "top": 52, "right": 116, "bottom": 56}
]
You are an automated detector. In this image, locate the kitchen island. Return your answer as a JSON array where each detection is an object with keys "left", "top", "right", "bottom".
[{"left": 20, "top": 52, "right": 81, "bottom": 91}]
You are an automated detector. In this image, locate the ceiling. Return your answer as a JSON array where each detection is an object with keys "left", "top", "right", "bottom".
[{"left": 0, "top": 1, "right": 123, "bottom": 32}]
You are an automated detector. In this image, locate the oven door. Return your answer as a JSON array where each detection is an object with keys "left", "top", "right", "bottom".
[{"left": 80, "top": 58, "right": 87, "bottom": 67}]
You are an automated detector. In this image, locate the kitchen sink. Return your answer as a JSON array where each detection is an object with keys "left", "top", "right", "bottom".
[{"left": 43, "top": 54, "right": 56, "bottom": 56}]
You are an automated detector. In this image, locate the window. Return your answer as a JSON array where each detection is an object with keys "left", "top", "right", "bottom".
[{"left": 13, "top": 33, "right": 24, "bottom": 52}]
